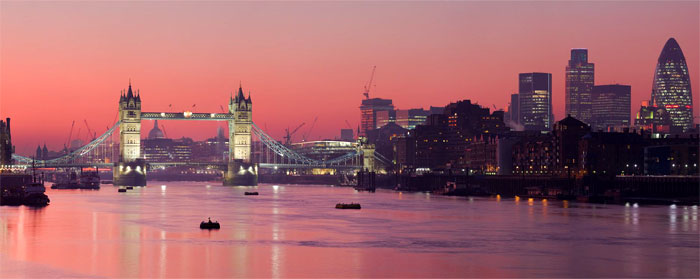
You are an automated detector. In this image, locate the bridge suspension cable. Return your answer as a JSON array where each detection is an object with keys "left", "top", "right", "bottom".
[
  {"left": 12, "top": 121, "right": 390, "bottom": 169},
  {"left": 13, "top": 122, "right": 120, "bottom": 165}
]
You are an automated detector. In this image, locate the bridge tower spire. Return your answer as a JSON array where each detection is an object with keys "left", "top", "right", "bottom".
[
  {"left": 224, "top": 83, "right": 258, "bottom": 185},
  {"left": 114, "top": 81, "right": 147, "bottom": 186}
]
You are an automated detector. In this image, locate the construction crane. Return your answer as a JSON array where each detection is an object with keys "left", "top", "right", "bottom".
[
  {"left": 363, "top": 66, "right": 376, "bottom": 99},
  {"left": 161, "top": 123, "right": 169, "bottom": 138},
  {"left": 344, "top": 120, "right": 353, "bottom": 129},
  {"left": 63, "top": 120, "right": 76, "bottom": 153},
  {"left": 84, "top": 119, "right": 96, "bottom": 141},
  {"left": 284, "top": 122, "right": 305, "bottom": 145},
  {"left": 303, "top": 117, "right": 318, "bottom": 142}
]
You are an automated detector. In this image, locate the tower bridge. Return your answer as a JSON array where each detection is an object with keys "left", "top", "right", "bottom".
[{"left": 8, "top": 82, "right": 390, "bottom": 186}]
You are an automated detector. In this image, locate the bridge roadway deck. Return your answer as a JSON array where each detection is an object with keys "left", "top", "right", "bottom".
[
  {"left": 17, "top": 162, "right": 361, "bottom": 170},
  {"left": 141, "top": 112, "right": 234, "bottom": 121}
]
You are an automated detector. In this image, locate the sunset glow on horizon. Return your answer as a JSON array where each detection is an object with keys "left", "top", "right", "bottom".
[{"left": 1, "top": 1, "right": 698, "bottom": 155}]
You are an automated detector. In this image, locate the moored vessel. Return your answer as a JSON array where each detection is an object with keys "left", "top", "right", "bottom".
[
  {"left": 0, "top": 165, "right": 50, "bottom": 207},
  {"left": 335, "top": 203, "right": 361, "bottom": 209}
]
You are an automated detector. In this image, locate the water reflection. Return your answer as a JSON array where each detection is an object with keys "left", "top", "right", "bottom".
[{"left": 0, "top": 183, "right": 697, "bottom": 278}]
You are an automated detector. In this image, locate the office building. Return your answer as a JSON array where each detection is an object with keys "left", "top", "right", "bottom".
[
  {"left": 565, "top": 49, "right": 595, "bottom": 123},
  {"left": 360, "top": 98, "right": 394, "bottom": 137},
  {"left": 651, "top": 38, "right": 694, "bottom": 132},
  {"left": 519, "top": 73, "right": 553, "bottom": 131},
  {"left": 591, "top": 84, "right": 631, "bottom": 131}
]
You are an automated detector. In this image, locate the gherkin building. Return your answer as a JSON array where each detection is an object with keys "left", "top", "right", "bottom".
[{"left": 651, "top": 38, "right": 694, "bottom": 132}]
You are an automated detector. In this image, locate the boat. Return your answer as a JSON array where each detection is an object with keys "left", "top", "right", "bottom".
[
  {"left": 118, "top": 188, "right": 127, "bottom": 192},
  {"left": 23, "top": 181, "right": 50, "bottom": 207},
  {"left": 1, "top": 163, "right": 50, "bottom": 207},
  {"left": 200, "top": 218, "right": 220, "bottom": 229},
  {"left": 335, "top": 203, "right": 361, "bottom": 209},
  {"left": 126, "top": 186, "right": 134, "bottom": 190},
  {"left": 79, "top": 170, "right": 100, "bottom": 189},
  {"left": 51, "top": 172, "right": 81, "bottom": 189},
  {"left": 354, "top": 186, "right": 376, "bottom": 193},
  {"left": 244, "top": 191, "right": 259, "bottom": 195}
]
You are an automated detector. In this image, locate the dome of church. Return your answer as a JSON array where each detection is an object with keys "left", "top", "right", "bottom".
[{"left": 148, "top": 120, "right": 165, "bottom": 139}]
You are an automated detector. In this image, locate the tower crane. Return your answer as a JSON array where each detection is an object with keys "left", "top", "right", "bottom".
[
  {"left": 363, "top": 66, "right": 376, "bottom": 99},
  {"left": 84, "top": 119, "right": 96, "bottom": 141},
  {"left": 161, "top": 123, "right": 169, "bottom": 138},
  {"left": 303, "top": 117, "right": 318, "bottom": 142},
  {"left": 284, "top": 122, "right": 305, "bottom": 145},
  {"left": 64, "top": 120, "right": 75, "bottom": 153},
  {"left": 345, "top": 120, "right": 353, "bottom": 129}
]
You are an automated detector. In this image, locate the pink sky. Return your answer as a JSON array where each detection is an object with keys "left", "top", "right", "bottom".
[{"left": 1, "top": 1, "right": 698, "bottom": 155}]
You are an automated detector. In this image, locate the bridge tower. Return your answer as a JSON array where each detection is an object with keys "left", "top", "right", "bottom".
[
  {"left": 223, "top": 85, "right": 258, "bottom": 185},
  {"left": 113, "top": 82, "right": 147, "bottom": 186},
  {"left": 360, "top": 138, "right": 376, "bottom": 173}
]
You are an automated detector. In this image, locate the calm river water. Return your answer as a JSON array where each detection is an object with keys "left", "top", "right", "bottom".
[{"left": 0, "top": 182, "right": 698, "bottom": 278}]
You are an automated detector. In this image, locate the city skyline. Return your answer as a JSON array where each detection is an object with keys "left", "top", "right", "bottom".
[{"left": 1, "top": 1, "right": 698, "bottom": 154}]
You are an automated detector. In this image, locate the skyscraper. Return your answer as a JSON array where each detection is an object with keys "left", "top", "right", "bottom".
[
  {"left": 359, "top": 98, "right": 394, "bottom": 137},
  {"left": 506, "top": 93, "right": 520, "bottom": 128},
  {"left": 591, "top": 84, "right": 631, "bottom": 131},
  {"left": 375, "top": 109, "right": 396, "bottom": 129},
  {"left": 396, "top": 108, "right": 429, "bottom": 130},
  {"left": 565, "top": 49, "right": 595, "bottom": 124},
  {"left": 651, "top": 38, "right": 694, "bottom": 132},
  {"left": 519, "top": 73, "right": 553, "bottom": 131}
]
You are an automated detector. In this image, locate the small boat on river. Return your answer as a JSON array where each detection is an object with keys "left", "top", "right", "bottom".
[
  {"left": 335, "top": 203, "right": 361, "bottom": 209},
  {"left": 200, "top": 218, "right": 220, "bottom": 229},
  {"left": 244, "top": 191, "right": 259, "bottom": 195}
]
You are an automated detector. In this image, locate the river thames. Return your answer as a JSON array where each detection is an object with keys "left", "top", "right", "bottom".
[{"left": 0, "top": 182, "right": 697, "bottom": 278}]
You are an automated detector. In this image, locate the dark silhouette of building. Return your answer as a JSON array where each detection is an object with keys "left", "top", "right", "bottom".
[
  {"left": 644, "top": 136, "right": 699, "bottom": 175},
  {"left": 506, "top": 93, "right": 521, "bottom": 129},
  {"left": 35, "top": 146, "right": 42, "bottom": 160},
  {"left": 359, "top": 98, "right": 394, "bottom": 137},
  {"left": 393, "top": 135, "right": 416, "bottom": 171},
  {"left": 565, "top": 49, "right": 595, "bottom": 124},
  {"left": 591, "top": 84, "right": 631, "bottom": 131},
  {"left": 519, "top": 73, "right": 553, "bottom": 131},
  {"left": 0, "top": 118, "right": 13, "bottom": 165},
  {"left": 142, "top": 137, "right": 192, "bottom": 163},
  {"left": 512, "top": 115, "right": 590, "bottom": 176},
  {"left": 429, "top": 106, "right": 444, "bottom": 116},
  {"left": 464, "top": 134, "right": 499, "bottom": 174},
  {"left": 652, "top": 38, "right": 694, "bottom": 132},
  {"left": 367, "top": 122, "right": 408, "bottom": 162},
  {"left": 399, "top": 100, "right": 507, "bottom": 171},
  {"left": 552, "top": 115, "right": 590, "bottom": 176},
  {"left": 634, "top": 100, "right": 672, "bottom": 136},
  {"left": 148, "top": 120, "right": 165, "bottom": 139},
  {"left": 579, "top": 131, "right": 646, "bottom": 176},
  {"left": 340, "top": 129, "right": 354, "bottom": 141},
  {"left": 512, "top": 134, "right": 553, "bottom": 175}
]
